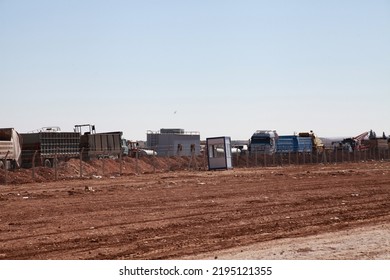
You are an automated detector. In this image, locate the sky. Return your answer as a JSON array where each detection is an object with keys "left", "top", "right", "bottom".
[{"left": 1, "top": 0, "right": 389, "bottom": 141}]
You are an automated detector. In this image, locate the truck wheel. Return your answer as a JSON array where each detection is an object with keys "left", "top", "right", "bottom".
[{"left": 44, "top": 159, "right": 52, "bottom": 168}]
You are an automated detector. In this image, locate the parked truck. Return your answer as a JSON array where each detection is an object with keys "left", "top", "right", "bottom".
[
  {"left": 298, "top": 131, "right": 324, "bottom": 152},
  {"left": 276, "top": 135, "right": 312, "bottom": 153},
  {"left": 20, "top": 127, "right": 80, "bottom": 168},
  {"left": 0, "top": 128, "right": 22, "bottom": 169},
  {"left": 362, "top": 138, "right": 389, "bottom": 151},
  {"left": 75, "top": 124, "right": 123, "bottom": 160},
  {"left": 249, "top": 130, "right": 278, "bottom": 155},
  {"left": 332, "top": 131, "right": 369, "bottom": 152},
  {"left": 361, "top": 130, "right": 389, "bottom": 151}
]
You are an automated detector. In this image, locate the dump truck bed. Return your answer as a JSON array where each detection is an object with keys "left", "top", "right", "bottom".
[
  {"left": 0, "top": 128, "right": 22, "bottom": 168},
  {"left": 80, "top": 132, "right": 122, "bottom": 160}
]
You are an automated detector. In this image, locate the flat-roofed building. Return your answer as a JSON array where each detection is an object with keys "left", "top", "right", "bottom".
[{"left": 146, "top": 128, "right": 200, "bottom": 157}]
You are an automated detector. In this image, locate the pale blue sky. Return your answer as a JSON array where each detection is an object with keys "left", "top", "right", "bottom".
[{"left": 1, "top": 0, "right": 389, "bottom": 140}]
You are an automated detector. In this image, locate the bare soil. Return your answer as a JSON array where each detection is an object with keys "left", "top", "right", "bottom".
[{"left": 1, "top": 160, "right": 389, "bottom": 260}]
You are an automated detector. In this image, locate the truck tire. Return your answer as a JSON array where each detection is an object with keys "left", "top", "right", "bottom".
[{"left": 44, "top": 159, "right": 52, "bottom": 168}]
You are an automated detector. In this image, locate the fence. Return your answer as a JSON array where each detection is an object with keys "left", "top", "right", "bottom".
[
  {"left": 1, "top": 146, "right": 390, "bottom": 185},
  {"left": 0, "top": 146, "right": 204, "bottom": 184},
  {"left": 1, "top": 147, "right": 124, "bottom": 185},
  {"left": 230, "top": 147, "right": 390, "bottom": 168}
]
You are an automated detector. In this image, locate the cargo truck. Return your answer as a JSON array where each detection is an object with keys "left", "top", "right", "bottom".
[
  {"left": 0, "top": 128, "right": 22, "bottom": 169},
  {"left": 75, "top": 124, "right": 123, "bottom": 160},
  {"left": 20, "top": 127, "right": 80, "bottom": 168},
  {"left": 362, "top": 130, "right": 389, "bottom": 151},
  {"left": 276, "top": 135, "right": 313, "bottom": 153},
  {"left": 298, "top": 131, "right": 324, "bottom": 152},
  {"left": 332, "top": 132, "right": 369, "bottom": 152}
]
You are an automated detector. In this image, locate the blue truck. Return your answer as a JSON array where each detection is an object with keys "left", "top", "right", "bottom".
[{"left": 276, "top": 135, "right": 312, "bottom": 153}]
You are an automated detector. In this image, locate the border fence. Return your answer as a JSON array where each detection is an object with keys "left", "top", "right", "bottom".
[
  {"left": 231, "top": 147, "right": 390, "bottom": 168},
  {"left": 1, "top": 145, "right": 390, "bottom": 185}
]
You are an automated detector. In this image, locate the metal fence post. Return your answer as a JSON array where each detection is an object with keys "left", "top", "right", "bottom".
[
  {"left": 255, "top": 150, "right": 257, "bottom": 167},
  {"left": 188, "top": 150, "right": 192, "bottom": 170},
  {"left": 79, "top": 148, "right": 84, "bottom": 178},
  {"left": 203, "top": 148, "right": 207, "bottom": 171},
  {"left": 330, "top": 150, "right": 333, "bottom": 164},
  {"left": 32, "top": 150, "right": 38, "bottom": 180},
  {"left": 167, "top": 145, "right": 171, "bottom": 171},
  {"left": 54, "top": 148, "right": 58, "bottom": 181},
  {"left": 4, "top": 159, "right": 7, "bottom": 185},
  {"left": 119, "top": 150, "right": 123, "bottom": 175},
  {"left": 136, "top": 149, "right": 139, "bottom": 174},
  {"left": 153, "top": 146, "right": 156, "bottom": 173},
  {"left": 322, "top": 150, "right": 327, "bottom": 164},
  {"left": 3, "top": 151, "right": 9, "bottom": 185}
]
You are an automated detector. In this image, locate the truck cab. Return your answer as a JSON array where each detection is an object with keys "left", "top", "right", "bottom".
[
  {"left": 121, "top": 138, "right": 129, "bottom": 156},
  {"left": 249, "top": 130, "right": 278, "bottom": 155}
]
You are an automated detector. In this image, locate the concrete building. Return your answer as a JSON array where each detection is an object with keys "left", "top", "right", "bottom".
[{"left": 146, "top": 128, "right": 200, "bottom": 157}]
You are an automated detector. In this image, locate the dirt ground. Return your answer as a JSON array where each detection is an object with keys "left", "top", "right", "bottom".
[{"left": 0, "top": 160, "right": 389, "bottom": 260}]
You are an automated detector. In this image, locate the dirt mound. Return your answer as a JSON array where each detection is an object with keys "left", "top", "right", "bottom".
[
  {"left": 2, "top": 153, "right": 385, "bottom": 185},
  {"left": 0, "top": 155, "right": 207, "bottom": 185}
]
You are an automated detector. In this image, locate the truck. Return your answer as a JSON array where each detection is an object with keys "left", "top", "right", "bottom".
[
  {"left": 20, "top": 127, "right": 80, "bottom": 168},
  {"left": 248, "top": 130, "right": 278, "bottom": 155},
  {"left": 0, "top": 128, "right": 22, "bottom": 169},
  {"left": 361, "top": 130, "right": 389, "bottom": 151},
  {"left": 75, "top": 124, "right": 123, "bottom": 160},
  {"left": 362, "top": 138, "right": 389, "bottom": 151},
  {"left": 332, "top": 131, "right": 369, "bottom": 152},
  {"left": 276, "top": 135, "right": 312, "bottom": 153},
  {"left": 298, "top": 131, "right": 324, "bottom": 152}
]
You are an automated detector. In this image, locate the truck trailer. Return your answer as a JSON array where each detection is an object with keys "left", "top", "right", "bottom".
[
  {"left": 298, "top": 131, "right": 324, "bottom": 152},
  {"left": 79, "top": 132, "right": 123, "bottom": 160},
  {"left": 75, "top": 124, "right": 123, "bottom": 160},
  {"left": 276, "top": 135, "right": 312, "bottom": 153},
  {"left": 20, "top": 127, "right": 80, "bottom": 168}
]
